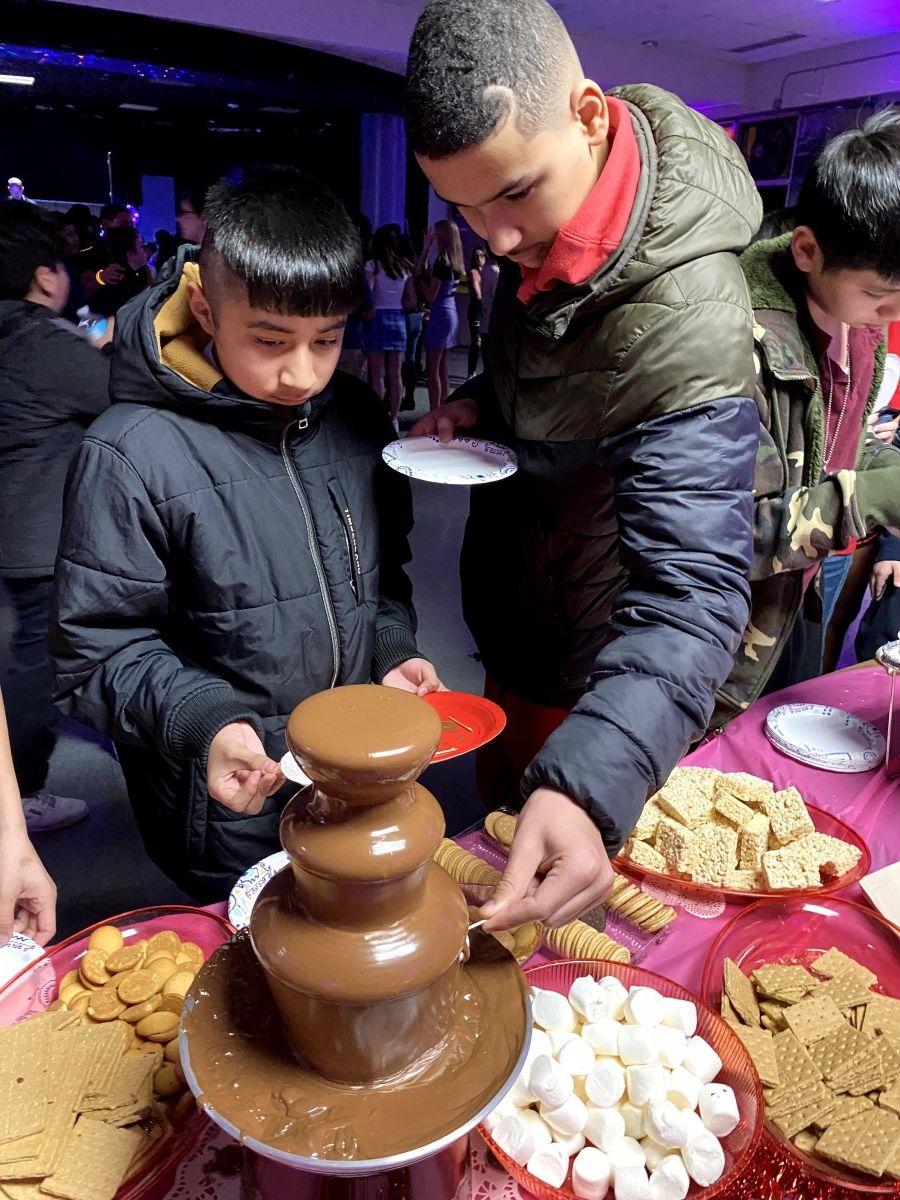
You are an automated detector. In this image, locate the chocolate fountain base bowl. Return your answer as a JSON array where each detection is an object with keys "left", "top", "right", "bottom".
[{"left": 180, "top": 928, "right": 530, "bottom": 1178}]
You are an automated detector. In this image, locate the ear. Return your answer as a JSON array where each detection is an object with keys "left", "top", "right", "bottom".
[
  {"left": 571, "top": 80, "right": 609, "bottom": 149},
  {"left": 31, "top": 264, "right": 58, "bottom": 299},
  {"left": 186, "top": 279, "right": 215, "bottom": 337},
  {"left": 791, "top": 226, "right": 822, "bottom": 276}
]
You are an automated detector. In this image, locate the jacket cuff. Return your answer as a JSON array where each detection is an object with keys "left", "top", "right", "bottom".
[
  {"left": 372, "top": 625, "right": 420, "bottom": 683},
  {"left": 166, "top": 687, "right": 264, "bottom": 765},
  {"left": 876, "top": 534, "right": 900, "bottom": 563}
]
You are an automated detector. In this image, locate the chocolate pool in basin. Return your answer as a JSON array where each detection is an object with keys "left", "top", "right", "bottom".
[{"left": 180, "top": 685, "right": 530, "bottom": 1196}]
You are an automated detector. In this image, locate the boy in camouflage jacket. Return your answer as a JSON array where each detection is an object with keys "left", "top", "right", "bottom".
[{"left": 715, "top": 109, "right": 900, "bottom": 725}]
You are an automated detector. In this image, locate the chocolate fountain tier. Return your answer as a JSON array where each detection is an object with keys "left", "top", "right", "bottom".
[
  {"left": 181, "top": 927, "right": 531, "bottom": 1172},
  {"left": 251, "top": 685, "right": 470, "bottom": 1084}
]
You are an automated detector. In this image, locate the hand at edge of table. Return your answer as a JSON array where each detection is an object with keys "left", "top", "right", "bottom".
[
  {"left": 0, "top": 825, "right": 57, "bottom": 946},
  {"left": 478, "top": 786, "right": 615, "bottom": 931}
]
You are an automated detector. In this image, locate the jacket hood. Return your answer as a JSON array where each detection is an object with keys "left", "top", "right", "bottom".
[
  {"left": 108, "top": 244, "right": 327, "bottom": 434},
  {"left": 526, "top": 84, "right": 762, "bottom": 333}
]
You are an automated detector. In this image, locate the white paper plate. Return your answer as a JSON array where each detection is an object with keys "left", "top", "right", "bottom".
[
  {"left": 382, "top": 436, "right": 518, "bottom": 485},
  {"left": 765, "top": 703, "right": 886, "bottom": 773},
  {"left": 228, "top": 851, "right": 291, "bottom": 929},
  {"left": 0, "top": 932, "right": 45, "bottom": 989}
]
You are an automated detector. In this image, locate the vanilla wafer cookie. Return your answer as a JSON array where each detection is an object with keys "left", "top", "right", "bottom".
[
  {"left": 544, "top": 919, "right": 631, "bottom": 964},
  {"left": 606, "top": 874, "right": 677, "bottom": 933}
]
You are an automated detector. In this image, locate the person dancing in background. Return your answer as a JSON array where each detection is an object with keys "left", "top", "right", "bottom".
[
  {"left": 365, "top": 224, "right": 418, "bottom": 427},
  {"left": 467, "top": 245, "right": 486, "bottom": 377},
  {"left": 419, "top": 219, "right": 464, "bottom": 409}
]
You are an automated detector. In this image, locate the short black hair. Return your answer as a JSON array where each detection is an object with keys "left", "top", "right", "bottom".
[
  {"left": 200, "top": 165, "right": 364, "bottom": 316},
  {"left": 796, "top": 106, "right": 900, "bottom": 280},
  {"left": 405, "top": 0, "right": 579, "bottom": 159},
  {"left": 0, "top": 203, "right": 66, "bottom": 299}
]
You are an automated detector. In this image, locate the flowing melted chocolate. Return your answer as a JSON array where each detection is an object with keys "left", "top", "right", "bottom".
[{"left": 183, "top": 928, "right": 528, "bottom": 1160}]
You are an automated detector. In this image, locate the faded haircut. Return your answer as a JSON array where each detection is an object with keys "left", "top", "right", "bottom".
[
  {"left": 405, "top": 0, "right": 580, "bottom": 159},
  {"left": 200, "top": 165, "right": 364, "bottom": 316},
  {"left": 797, "top": 106, "right": 900, "bottom": 281}
]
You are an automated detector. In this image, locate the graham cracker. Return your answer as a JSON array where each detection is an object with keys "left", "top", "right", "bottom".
[
  {"left": 733, "top": 1024, "right": 780, "bottom": 1087},
  {"left": 37, "top": 1118, "right": 142, "bottom": 1200},
  {"left": 783, "top": 995, "right": 846, "bottom": 1045},
  {"left": 813, "top": 1095, "right": 874, "bottom": 1131},
  {"left": 808, "top": 1024, "right": 872, "bottom": 1080},
  {"left": 720, "top": 993, "right": 741, "bottom": 1026},
  {"left": 863, "top": 995, "right": 900, "bottom": 1039},
  {"left": 815, "top": 970, "right": 877, "bottom": 1013},
  {"left": 752, "top": 964, "right": 816, "bottom": 998},
  {"left": 772, "top": 1030, "right": 823, "bottom": 1091},
  {"left": 793, "top": 1129, "right": 819, "bottom": 1154},
  {"left": 814, "top": 1106, "right": 900, "bottom": 1178},
  {"left": 724, "top": 958, "right": 760, "bottom": 1027},
  {"left": 811, "top": 947, "right": 876, "bottom": 986},
  {"left": 0, "top": 1020, "right": 50, "bottom": 1144},
  {"left": 771, "top": 1093, "right": 837, "bottom": 1139}
]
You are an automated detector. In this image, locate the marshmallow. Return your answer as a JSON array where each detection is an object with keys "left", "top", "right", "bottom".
[
  {"left": 530, "top": 1054, "right": 574, "bottom": 1108},
  {"left": 624, "top": 987, "right": 665, "bottom": 1028},
  {"left": 549, "top": 1030, "right": 581, "bottom": 1057},
  {"left": 682, "top": 1035, "right": 722, "bottom": 1085},
  {"left": 618, "top": 1026, "right": 661, "bottom": 1066},
  {"left": 660, "top": 999, "right": 697, "bottom": 1037},
  {"left": 526, "top": 1143, "right": 569, "bottom": 1189},
  {"left": 570, "top": 976, "right": 610, "bottom": 1023},
  {"left": 554, "top": 1130, "right": 587, "bottom": 1157},
  {"left": 573, "top": 1146, "right": 612, "bottom": 1200},
  {"left": 681, "top": 1111, "right": 706, "bottom": 1142},
  {"left": 533, "top": 990, "right": 579, "bottom": 1033},
  {"left": 655, "top": 1026, "right": 687, "bottom": 1070},
  {"left": 666, "top": 1066, "right": 701, "bottom": 1112},
  {"left": 586, "top": 1059, "right": 627, "bottom": 1107},
  {"left": 609, "top": 1137, "right": 647, "bottom": 1172},
  {"left": 559, "top": 1035, "right": 599, "bottom": 1077},
  {"left": 613, "top": 1165, "right": 651, "bottom": 1200},
  {"left": 626, "top": 1064, "right": 669, "bottom": 1107},
  {"left": 493, "top": 1113, "right": 535, "bottom": 1166},
  {"left": 598, "top": 977, "right": 630, "bottom": 1021},
  {"left": 574, "top": 1075, "right": 590, "bottom": 1102},
  {"left": 682, "top": 1131, "right": 726, "bottom": 1187},
  {"left": 620, "top": 1102, "right": 646, "bottom": 1140},
  {"left": 520, "top": 1109, "right": 554, "bottom": 1153},
  {"left": 583, "top": 1018, "right": 622, "bottom": 1058},
  {"left": 483, "top": 1097, "right": 516, "bottom": 1133},
  {"left": 525, "top": 1027, "right": 553, "bottom": 1065},
  {"left": 584, "top": 1106, "right": 626, "bottom": 1152},
  {"left": 649, "top": 1154, "right": 690, "bottom": 1200},
  {"left": 542, "top": 1093, "right": 588, "bottom": 1137},
  {"left": 699, "top": 1082, "right": 740, "bottom": 1137},
  {"left": 641, "top": 1137, "right": 675, "bottom": 1171},
  {"left": 644, "top": 1100, "right": 688, "bottom": 1149},
  {"left": 508, "top": 1069, "right": 535, "bottom": 1108}
]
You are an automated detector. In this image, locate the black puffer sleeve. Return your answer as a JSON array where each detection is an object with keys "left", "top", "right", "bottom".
[{"left": 521, "top": 396, "right": 757, "bottom": 851}]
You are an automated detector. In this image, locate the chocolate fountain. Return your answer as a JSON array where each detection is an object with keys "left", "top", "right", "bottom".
[{"left": 180, "top": 685, "right": 530, "bottom": 1197}]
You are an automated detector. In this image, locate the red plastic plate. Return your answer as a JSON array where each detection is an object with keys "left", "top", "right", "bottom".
[{"left": 424, "top": 692, "right": 507, "bottom": 762}]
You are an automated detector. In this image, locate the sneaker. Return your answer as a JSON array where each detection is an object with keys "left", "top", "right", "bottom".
[{"left": 22, "top": 791, "right": 88, "bottom": 833}]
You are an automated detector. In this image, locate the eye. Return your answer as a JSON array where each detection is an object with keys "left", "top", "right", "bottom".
[
  {"left": 317, "top": 338, "right": 340, "bottom": 348},
  {"left": 255, "top": 338, "right": 283, "bottom": 347},
  {"left": 506, "top": 185, "right": 534, "bottom": 203}
]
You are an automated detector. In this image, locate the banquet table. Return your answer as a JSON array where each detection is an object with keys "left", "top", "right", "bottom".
[{"left": 153, "top": 665, "right": 898, "bottom": 1200}]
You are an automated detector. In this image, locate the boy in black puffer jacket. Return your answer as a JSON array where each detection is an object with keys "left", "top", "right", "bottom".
[{"left": 51, "top": 167, "right": 441, "bottom": 901}]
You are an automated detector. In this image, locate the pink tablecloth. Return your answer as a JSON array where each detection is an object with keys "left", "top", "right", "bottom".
[{"left": 159, "top": 665, "right": 897, "bottom": 1200}]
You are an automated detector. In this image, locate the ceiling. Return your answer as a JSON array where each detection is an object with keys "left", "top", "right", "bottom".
[{"left": 556, "top": 0, "right": 900, "bottom": 64}]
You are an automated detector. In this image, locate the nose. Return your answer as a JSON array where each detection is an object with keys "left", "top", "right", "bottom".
[
  {"left": 279, "top": 347, "right": 317, "bottom": 395},
  {"left": 482, "top": 217, "right": 524, "bottom": 258}
]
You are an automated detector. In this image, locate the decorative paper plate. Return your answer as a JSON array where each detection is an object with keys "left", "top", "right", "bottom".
[
  {"left": 228, "top": 851, "right": 290, "bottom": 930},
  {"left": 0, "top": 931, "right": 44, "bottom": 989},
  {"left": 765, "top": 704, "right": 886, "bottom": 773},
  {"left": 422, "top": 691, "right": 507, "bottom": 762},
  {"left": 381, "top": 436, "right": 518, "bottom": 485}
]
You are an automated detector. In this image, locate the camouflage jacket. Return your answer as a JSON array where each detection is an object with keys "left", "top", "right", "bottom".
[{"left": 713, "top": 234, "right": 900, "bottom": 726}]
